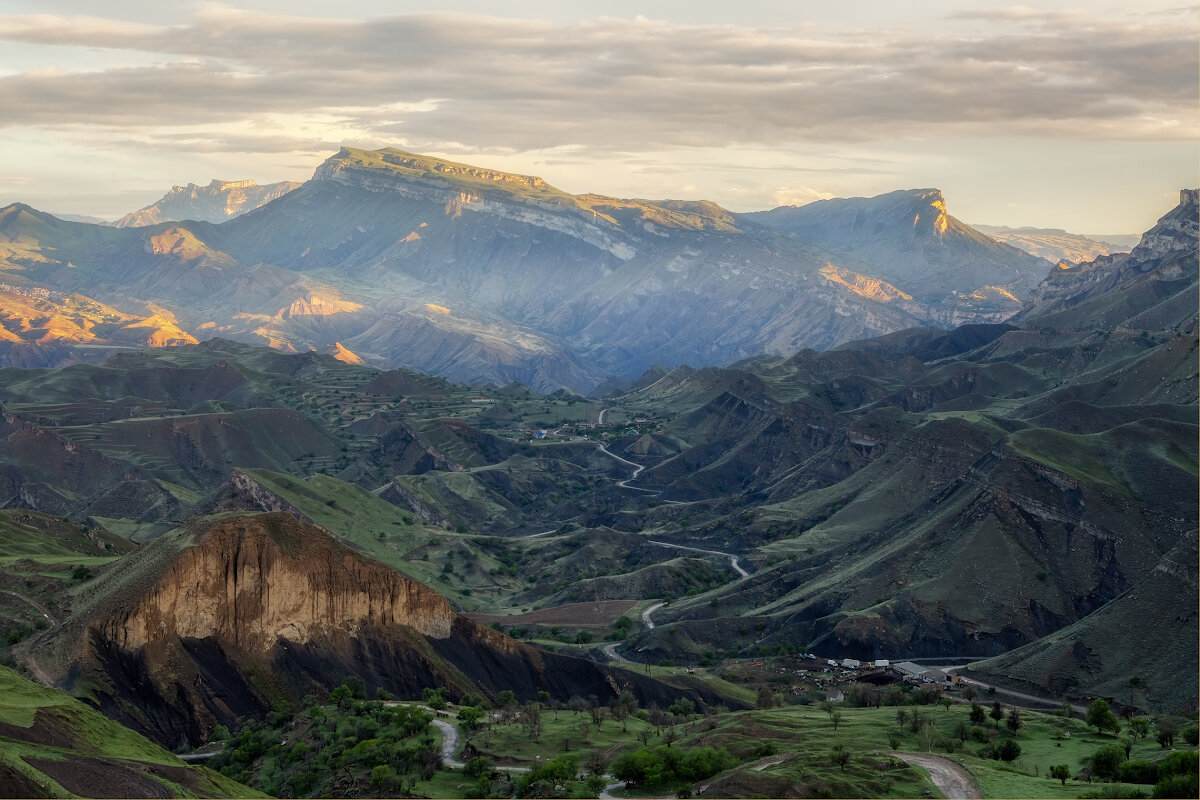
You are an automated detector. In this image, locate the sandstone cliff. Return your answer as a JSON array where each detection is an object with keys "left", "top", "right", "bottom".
[{"left": 49, "top": 513, "right": 736, "bottom": 747}]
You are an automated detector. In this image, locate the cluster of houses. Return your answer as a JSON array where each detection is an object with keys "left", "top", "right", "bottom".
[
  {"left": 801, "top": 656, "right": 966, "bottom": 701},
  {"left": 512, "top": 416, "right": 659, "bottom": 442}
]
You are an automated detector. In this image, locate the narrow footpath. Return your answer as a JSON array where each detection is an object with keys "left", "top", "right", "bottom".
[{"left": 2, "top": 589, "right": 59, "bottom": 686}]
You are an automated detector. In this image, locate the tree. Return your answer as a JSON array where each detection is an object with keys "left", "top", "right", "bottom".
[
  {"left": 1091, "top": 744, "right": 1126, "bottom": 780},
  {"left": 831, "top": 711, "right": 842, "bottom": 731},
  {"left": 1157, "top": 719, "right": 1178, "bottom": 748},
  {"left": 1006, "top": 707, "right": 1023, "bottom": 734},
  {"left": 756, "top": 686, "right": 779, "bottom": 709},
  {"left": 829, "top": 744, "right": 850, "bottom": 772},
  {"left": 990, "top": 701, "right": 1005, "bottom": 723},
  {"left": 896, "top": 708, "right": 909, "bottom": 728},
  {"left": 1130, "top": 717, "right": 1152, "bottom": 740},
  {"left": 996, "top": 738, "right": 1021, "bottom": 762},
  {"left": 584, "top": 749, "right": 608, "bottom": 777},
  {"left": 969, "top": 703, "right": 985, "bottom": 725},
  {"left": 458, "top": 706, "right": 483, "bottom": 732},
  {"left": 370, "top": 764, "right": 396, "bottom": 789},
  {"left": 1050, "top": 764, "right": 1071, "bottom": 786},
  {"left": 422, "top": 686, "right": 447, "bottom": 710},
  {"left": 1087, "top": 699, "right": 1120, "bottom": 736},
  {"left": 522, "top": 702, "right": 544, "bottom": 743},
  {"left": 668, "top": 698, "right": 695, "bottom": 717},
  {"left": 611, "top": 702, "right": 630, "bottom": 732},
  {"left": 1127, "top": 676, "right": 1142, "bottom": 712},
  {"left": 940, "top": 697, "right": 954, "bottom": 712}
]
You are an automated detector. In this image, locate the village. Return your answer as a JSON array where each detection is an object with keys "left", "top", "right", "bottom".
[{"left": 713, "top": 652, "right": 975, "bottom": 706}]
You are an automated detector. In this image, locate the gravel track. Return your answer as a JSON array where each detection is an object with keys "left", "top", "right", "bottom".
[{"left": 892, "top": 752, "right": 982, "bottom": 799}]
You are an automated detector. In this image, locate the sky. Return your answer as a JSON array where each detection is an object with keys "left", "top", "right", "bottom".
[{"left": 0, "top": 1, "right": 1195, "bottom": 234}]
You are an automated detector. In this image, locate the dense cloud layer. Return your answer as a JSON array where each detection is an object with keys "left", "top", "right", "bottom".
[{"left": 0, "top": 6, "right": 1195, "bottom": 156}]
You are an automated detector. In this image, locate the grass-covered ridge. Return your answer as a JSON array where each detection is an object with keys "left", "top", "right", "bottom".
[{"left": 0, "top": 665, "right": 261, "bottom": 798}]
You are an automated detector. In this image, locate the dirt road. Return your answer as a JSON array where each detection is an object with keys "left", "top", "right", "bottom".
[
  {"left": 641, "top": 601, "right": 665, "bottom": 629},
  {"left": 601, "top": 642, "right": 633, "bottom": 663},
  {"left": 948, "top": 675, "right": 1088, "bottom": 715},
  {"left": 892, "top": 752, "right": 981, "bottom": 799},
  {"left": 646, "top": 540, "right": 749, "bottom": 578},
  {"left": 431, "top": 718, "right": 465, "bottom": 768}
]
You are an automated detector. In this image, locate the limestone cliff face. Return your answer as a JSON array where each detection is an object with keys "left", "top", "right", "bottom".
[
  {"left": 97, "top": 514, "right": 456, "bottom": 654},
  {"left": 314, "top": 151, "right": 638, "bottom": 261},
  {"left": 1020, "top": 188, "right": 1199, "bottom": 321}
]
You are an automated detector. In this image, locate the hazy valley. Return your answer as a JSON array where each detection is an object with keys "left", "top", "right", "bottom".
[{"left": 0, "top": 150, "right": 1195, "bottom": 800}]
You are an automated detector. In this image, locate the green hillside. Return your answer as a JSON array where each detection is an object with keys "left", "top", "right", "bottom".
[{"left": 0, "top": 665, "right": 260, "bottom": 798}]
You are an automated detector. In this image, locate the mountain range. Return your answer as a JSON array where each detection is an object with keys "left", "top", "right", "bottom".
[
  {"left": 0, "top": 147, "right": 1054, "bottom": 392},
  {"left": 0, "top": 146, "right": 1194, "bottom": 799},
  {"left": 973, "top": 224, "right": 1141, "bottom": 264},
  {"left": 0, "top": 185, "right": 1193, "bottom": 737}
]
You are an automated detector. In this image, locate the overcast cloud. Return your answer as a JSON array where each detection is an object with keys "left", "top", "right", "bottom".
[
  {"left": 0, "top": 8, "right": 1194, "bottom": 149},
  {"left": 0, "top": 4, "right": 1195, "bottom": 230}
]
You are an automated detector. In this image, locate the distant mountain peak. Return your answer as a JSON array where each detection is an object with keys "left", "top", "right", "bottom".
[
  {"left": 744, "top": 186, "right": 1047, "bottom": 311},
  {"left": 318, "top": 146, "right": 566, "bottom": 200},
  {"left": 111, "top": 177, "right": 301, "bottom": 228}
]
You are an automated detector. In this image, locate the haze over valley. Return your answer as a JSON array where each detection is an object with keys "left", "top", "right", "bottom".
[{"left": 0, "top": 3, "right": 1196, "bottom": 799}]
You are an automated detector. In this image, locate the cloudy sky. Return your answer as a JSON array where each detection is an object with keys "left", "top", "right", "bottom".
[{"left": 0, "top": 1, "right": 1195, "bottom": 233}]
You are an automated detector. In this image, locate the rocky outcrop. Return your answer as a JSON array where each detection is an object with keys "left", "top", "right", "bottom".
[
  {"left": 112, "top": 179, "right": 301, "bottom": 227},
  {"left": 58, "top": 513, "right": 739, "bottom": 746},
  {"left": 96, "top": 514, "right": 457, "bottom": 652},
  {"left": 1020, "top": 189, "right": 1199, "bottom": 322}
]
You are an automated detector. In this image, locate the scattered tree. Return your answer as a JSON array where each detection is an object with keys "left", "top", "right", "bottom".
[
  {"left": 829, "top": 744, "right": 850, "bottom": 772},
  {"left": 1086, "top": 699, "right": 1120, "bottom": 736},
  {"left": 1050, "top": 764, "right": 1071, "bottom": 786},
  {"left": 1157, "top": 719, "right": 1178, "bottom": 749}
]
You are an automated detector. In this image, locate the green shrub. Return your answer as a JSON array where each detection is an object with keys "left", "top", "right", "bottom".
[
  {"left": 1153, "top": 774, "right": 1199, "bottom": 799},
  {"left": 1091, "top": 744, "right": 1127, "bottom": 780},
  {"left": 1118, "top": 760, "right": 1159, "bottom": 784}
]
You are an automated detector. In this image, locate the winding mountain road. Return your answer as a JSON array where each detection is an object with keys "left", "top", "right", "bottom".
[
  {"left": 596, "top": 444, "right": 656, "bottom": 492},
  {"left": 891, "top": 753, "right": 981, "bottom": 799},
  {"left": 431, "top": 718, "right": 466, "bottom": 768},
  {"left": 641, "top": 601, "right": 666, "bottom": 630},
  {"left": 646, "top": 541, "right": 749, "bottom": 578},
  {"left": 601, "top": 642, "right": 633, "bottom": 663}
]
